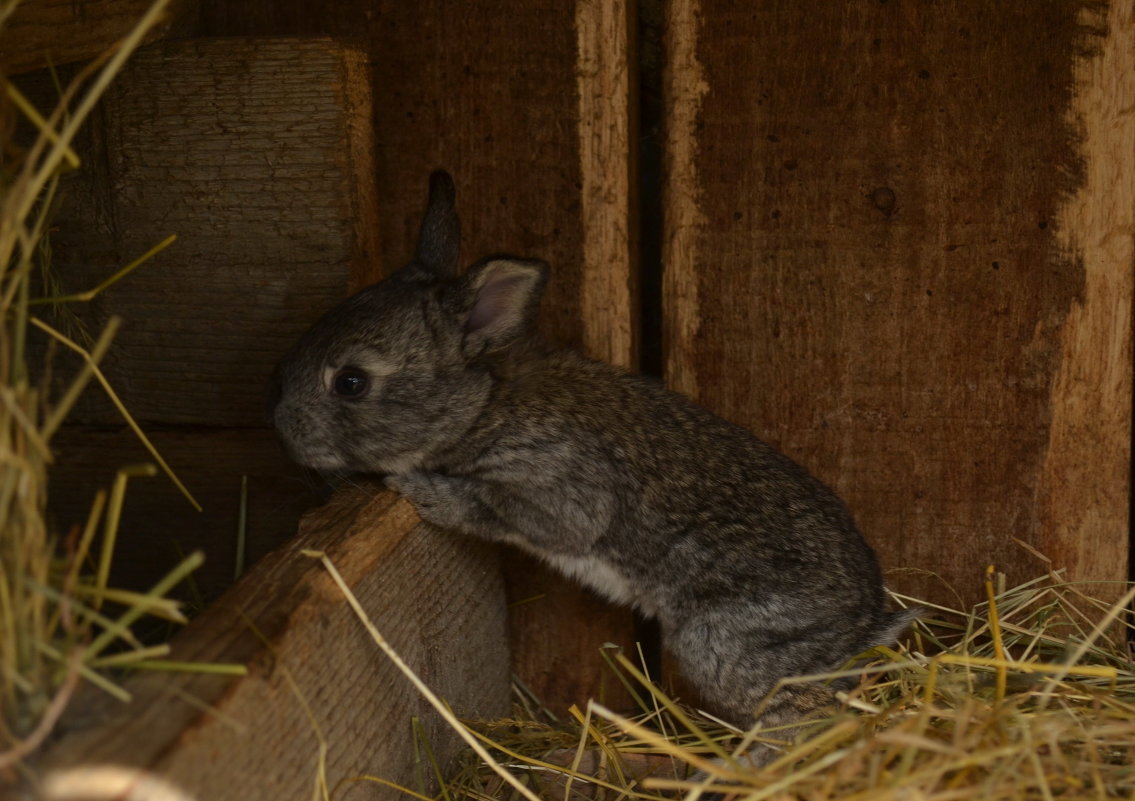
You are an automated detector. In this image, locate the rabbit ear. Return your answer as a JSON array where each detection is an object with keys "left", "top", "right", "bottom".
[
  {"left": 457, "top": 259, "right": 548, "bottom": 358},
  {"left": 413, "top": 170, "right": 461, "bottom": 278}
]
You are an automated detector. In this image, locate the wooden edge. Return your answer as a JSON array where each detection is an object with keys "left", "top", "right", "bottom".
[
  {"left": 659, "top": 0, "right": 709, "bottom": 402},
  {"left": 342, "top": 45, "right": 383, "bottom": 292},
  {"left": 575, "top": 0, "right": 636, "bottom": 369},
  {"left": 1, "top": 0, "right": 200, "bottom": 76},
  {"left": 33, "top": 486, "right": 511, "bottom": 801},
  {"left": 1036, "top": 0, "right": 1133, "bottom": 596}
]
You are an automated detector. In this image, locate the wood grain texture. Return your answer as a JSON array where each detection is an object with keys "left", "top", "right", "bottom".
[
  {"left": 0, "top": 0, "right": 198, "bottom": 76},
  {"left": 576, "top": 0, "right": 637, "bottom": 368},
  {"left": 661, "top": 1, "right": 1128, "bottom": 608},
  {"left": 365, "top": 2, "right": 593, "bottom": 350},
  {"left": 660, "top": 0, "right": 707, "bottom": 398},
  {"left": 197, "top": 1, "right": 642, "bottom": 713},
  {"left": 1036, "top": 1, "right": 1134, "bottom": 596},
  {"left": 29, "top": 37, "right": 379, "bottom": 427},
  {"left": 36, "top": 488, "right": 511, "bottom": 801}
]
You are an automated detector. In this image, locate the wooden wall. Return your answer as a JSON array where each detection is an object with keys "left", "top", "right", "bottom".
[
  {"left": 233, "top": 0, "right": 1132, "bottom": 697},
  {"left": 15, "top": 36, "right": 377, "bottom": 602},
  {"left": 6, "top": 0, "right": 1132, "bottom": 721},
  {"left": 662, "top": 0, "right": 1133, "bottom": 607}
]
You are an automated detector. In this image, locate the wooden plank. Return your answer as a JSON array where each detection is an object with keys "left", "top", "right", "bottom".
[
  {"left": 198, "top": 1, "right": 641, "bottom": 713},
  {"left": 0, "top": 0, "right": 198, "bottom": 76},
  {"left": 35, "top": 488, "right": 511, "bottom": 801},
  {"left": 660, "top": 0, "right": 706, "bottom": 400},
  {"left": 661, "top": 1, "right": 1130, "bottom": 611},
  {"left": 1035, "top": 1, "right": 1134, "bottom": 594},
  {"left": 47, "top": 426, "right": 324, "bottom": 604},
  {"left": 576, "top": 0, "right": 637, "bottom": 369},
  {"left": 25, "top": 37, "right": 379, "bottom": 428}
]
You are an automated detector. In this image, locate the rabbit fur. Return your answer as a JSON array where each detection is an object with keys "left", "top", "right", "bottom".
[{"left": 270, "top": 171, "right": 919, "bottom": 736}]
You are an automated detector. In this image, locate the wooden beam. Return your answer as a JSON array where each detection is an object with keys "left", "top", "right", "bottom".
[
  {"left": 576, "top": 0, "right": 637, "bottom": 369},
  {"left": 660, "top": 0, "right": 707, "bottom": 399},
  {"left": 35, "top": 488, "right": 511, "bottom": 800}
]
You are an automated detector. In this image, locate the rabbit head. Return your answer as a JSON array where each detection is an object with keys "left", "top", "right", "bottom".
[{"left": 269, "top": 171, "right": 547, "bottom": 475}]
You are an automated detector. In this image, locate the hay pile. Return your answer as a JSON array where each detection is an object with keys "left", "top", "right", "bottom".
[
  {"left": 0, "top": 0, "right": 219, "bottom": 779},
  {"left": 437, "top": 563, "right": 1135, "bottom": 801}
]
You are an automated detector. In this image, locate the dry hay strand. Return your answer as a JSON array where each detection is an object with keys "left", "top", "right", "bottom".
[{"left": 440, "top": 564, "right": 1135, "bottom": 801}]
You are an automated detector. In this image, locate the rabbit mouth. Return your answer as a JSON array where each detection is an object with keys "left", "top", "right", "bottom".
[{"left": 276, "top": 434, "right": 349, "bottom": 472}]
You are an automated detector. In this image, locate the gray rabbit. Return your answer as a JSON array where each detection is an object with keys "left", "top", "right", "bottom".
[{"left": 270, "top": 171, "right": 918, "bottom": 740}]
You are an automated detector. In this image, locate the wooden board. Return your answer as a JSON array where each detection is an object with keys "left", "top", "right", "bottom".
[
  {"left": 1034, "top": 0, "right": 1134, "bottom": 594},
  {"left": 198, "top": 1, "right": 641, "bottom": 713},
  {"left": 24, "top": 36, "right": 379, "bottom": 428},
  {"left": 661, "top": 1, "right": 1132, "bottom": 610},
  {"left": 0, "top": 0, "right": 199, "bottom": 76},
  {"left": 34, "top": 488, "right": 511, "bottom": 801}
]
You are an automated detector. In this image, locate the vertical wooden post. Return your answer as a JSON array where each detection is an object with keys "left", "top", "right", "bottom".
[
  {"left": 576, "top": 0, "right": 637, "bottom": 369},
  {"left": 660, "top": 0, "right": 707, "bottom": 401}
]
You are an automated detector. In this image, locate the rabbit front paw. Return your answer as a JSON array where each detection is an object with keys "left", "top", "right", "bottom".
[{"left": 385, "top": 470, "right": 473, "bottom": 530}]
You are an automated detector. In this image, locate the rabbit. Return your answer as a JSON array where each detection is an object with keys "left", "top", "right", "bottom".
[{"left": 269, "top": 170, "right": 920, "bottom": 746}]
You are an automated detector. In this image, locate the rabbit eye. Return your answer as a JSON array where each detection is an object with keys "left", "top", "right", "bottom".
[{"left": 331, "top": 367, "right": 369, "bottom": 398}]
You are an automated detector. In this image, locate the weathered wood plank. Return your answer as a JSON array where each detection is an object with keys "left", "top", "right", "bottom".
[
  {"left": 0, "top": 0, "right": 198, "bottom": 76},
  {"left": 366, "top": 2, "right": 615, "bottom": 353},
  {"left": 661, "top": 1, "right": 1130, "bottom": 609},
  {"left": 576, "top": 0, "right": 637, "bottom": 369},
  {"left": 1035, "top": 1, "right": 1134, "bottom": 594},
  {"left": 24, "top": 37, "right": 379, "bottom": 428},
  {"left": 35, "top": 488, "right": 510, "bottom": 801}
]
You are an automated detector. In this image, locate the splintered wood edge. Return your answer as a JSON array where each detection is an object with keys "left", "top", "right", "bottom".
[{"left": 34, "top": 486, "right": 511, "bottom": 795}]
